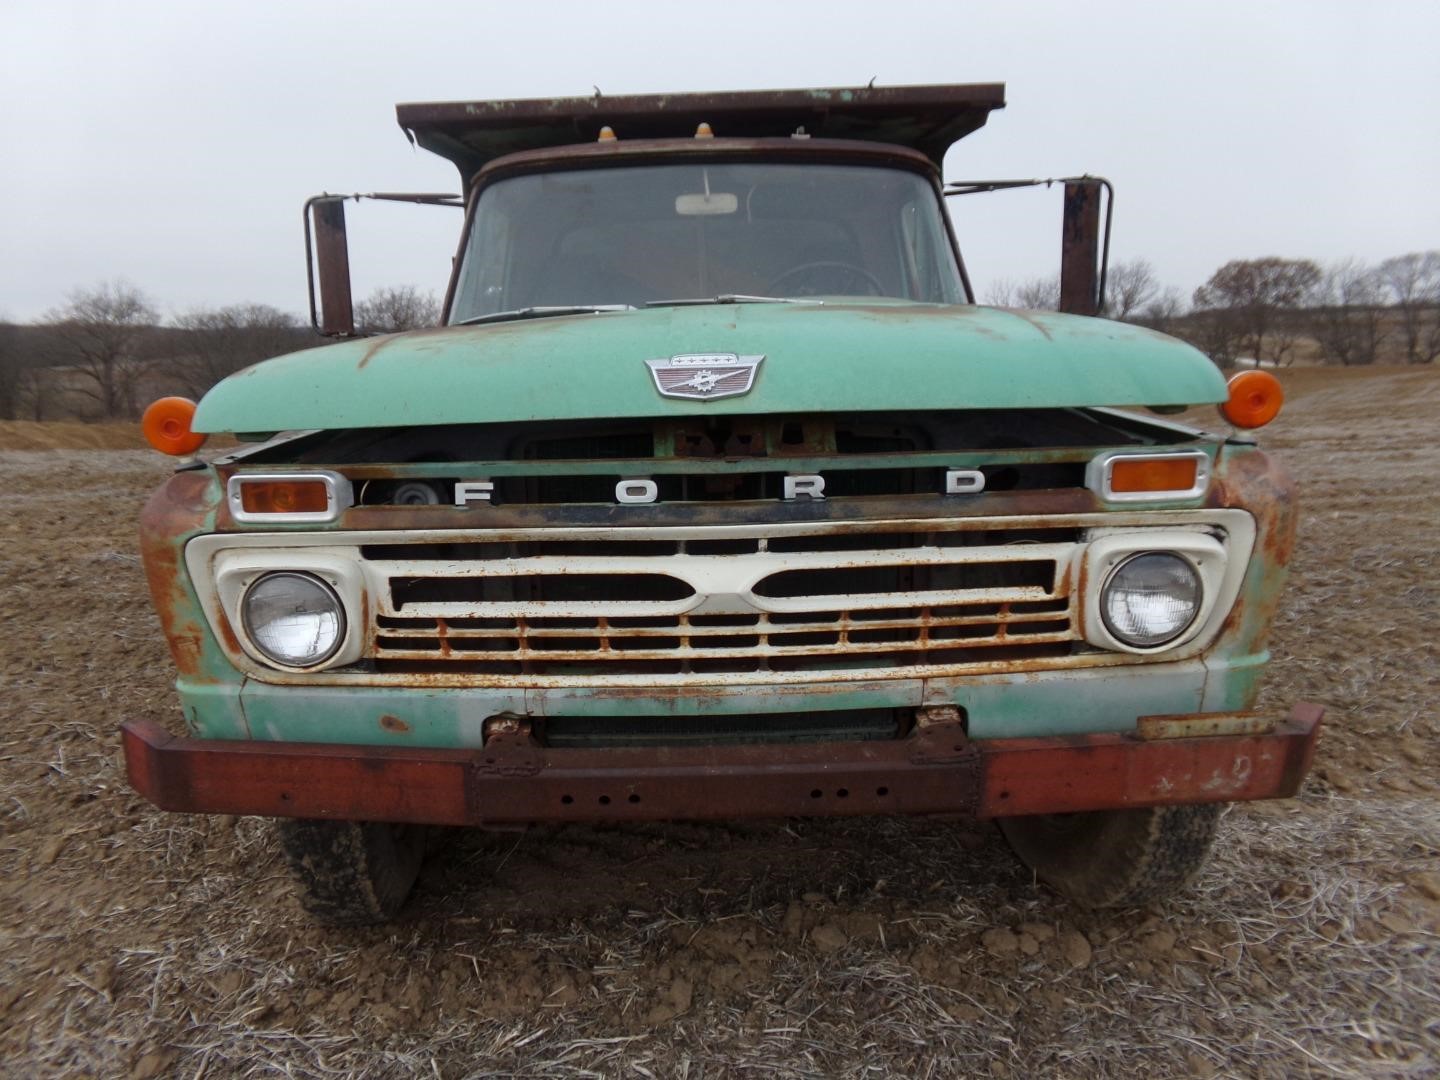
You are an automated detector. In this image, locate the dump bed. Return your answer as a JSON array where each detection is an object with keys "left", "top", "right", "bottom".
[{"left": 396, "top": 82, "right": 1006, "bottom": 182}]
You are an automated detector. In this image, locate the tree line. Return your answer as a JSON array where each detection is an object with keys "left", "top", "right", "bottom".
[
  {"left": 0, "top": 284, "right": 439, "bottom": 422},
  {"left": 3, "top": 253, "right": 1436, "bottom": 423},
  {"left": 988, "top": 251, "right": 1440, "bottom": 369}
]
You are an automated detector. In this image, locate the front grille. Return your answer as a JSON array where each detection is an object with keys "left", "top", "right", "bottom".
[{"left": 366, "top": 524, "right": 1084, "bottom": 678}]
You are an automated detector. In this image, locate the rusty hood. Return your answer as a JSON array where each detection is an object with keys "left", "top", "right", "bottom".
[{"left": 191, "top": 302, "right": 1227, "bottom": 434}]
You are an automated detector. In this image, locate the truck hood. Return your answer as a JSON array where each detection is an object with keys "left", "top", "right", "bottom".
[{"left": 193, "top": 302, "right": 1225, "bottom": 433}]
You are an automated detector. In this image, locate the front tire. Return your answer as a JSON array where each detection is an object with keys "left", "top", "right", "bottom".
[
  {"left": 999, "top": 803, "right": 1224, "bottom": 908},
  {"left": 275, "top": 819, "right": 426, "bottom": 926}
]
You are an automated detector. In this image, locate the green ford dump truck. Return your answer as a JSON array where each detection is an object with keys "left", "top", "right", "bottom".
[{"left": 126, "top": 84, "right": 1320, "bottom": 924}]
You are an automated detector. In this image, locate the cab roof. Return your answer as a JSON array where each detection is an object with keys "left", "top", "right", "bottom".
[{"left": 396, "top": 83, "right": 1006, "bottom": 183}]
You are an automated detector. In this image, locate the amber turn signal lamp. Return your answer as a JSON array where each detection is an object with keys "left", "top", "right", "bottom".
[
  {"left": 1110, "top": 456, "right": 1199, "bottom": 494},
  {"left": 142, "top": 397, "right": 207, "bottom": 456},
  {"left": 1221, "top": 371, "right": 1284, "bottom": 429},
  {"left": 237, "top": 479, "right": 331, "bottom": 516}
]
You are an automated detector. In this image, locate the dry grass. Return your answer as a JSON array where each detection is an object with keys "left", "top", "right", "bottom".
[
  {"left": 1, "top": 366, "right": 1437, "bottom": 1078},
  {"left": 0, "top": 419, "right": 150, "bottom": 450}
]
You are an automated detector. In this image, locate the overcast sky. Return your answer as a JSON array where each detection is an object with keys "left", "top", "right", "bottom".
[{"left": 3, "top": 0, "right": 1437, "bottom": 324}]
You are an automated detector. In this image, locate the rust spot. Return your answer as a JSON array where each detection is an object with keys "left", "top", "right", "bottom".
[
  {"left": 1207, "top": 445, "right": 1298, "bottom": 653},
  {"left": 356, "top": 336, "right": 394, "bottom": 370},
  {"left": 1001, "top": 308, "right": 1054, "bottom": 340},
  {"left": 379, "top": 714, "right": 411, "bottom": 733},
  {"left": 139, "top": 472, "right": 222, "bottom": 677},
  {"left": 211, "top": 610, "right": 245, "bottom": 658}
]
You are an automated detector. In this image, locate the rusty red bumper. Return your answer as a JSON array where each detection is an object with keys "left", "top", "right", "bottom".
[{"left": 121, "top": 704, "right": 1322, "bottom": 825}]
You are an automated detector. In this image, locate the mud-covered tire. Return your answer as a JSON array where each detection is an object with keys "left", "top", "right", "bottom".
[
  {"left": 275, "top": 819, "right": 426, "bottom": 926},
  {"left": 999, "top": 803, "right": 1224, "bottom": 909}
]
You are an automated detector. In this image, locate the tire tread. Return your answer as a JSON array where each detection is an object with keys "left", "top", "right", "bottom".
[
  {"left": 276, "top": 820, "right": 424, "bottom": 926},
  {"left": 1000, "top": 803, "right": 1223, "bottom": 909}
]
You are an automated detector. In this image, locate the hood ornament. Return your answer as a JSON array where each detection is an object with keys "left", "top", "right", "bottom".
[{"left": 645, "top": 353, "right": 763, "bottom": 400}]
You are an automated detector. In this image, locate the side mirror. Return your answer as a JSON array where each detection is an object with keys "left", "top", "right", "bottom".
[
  {"left": 303, "top": 191, "right": 463, "bottom": 338},
  {"left": 944, "top": 176, "right": 1113, "bottom": 315},
  {"left": 1059, "top": 180, "right": 1104, "bottom": 316},
  {"left": 305, "top": 196, "right": 356, "bottom": 338}
]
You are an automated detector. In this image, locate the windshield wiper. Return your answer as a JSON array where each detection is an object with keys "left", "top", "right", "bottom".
[
  {"left": 645, "top": 295, "right": 824, "bottom": 308},
  {"left": 456, "top": 304, "right": 636, "bottom": 326}
]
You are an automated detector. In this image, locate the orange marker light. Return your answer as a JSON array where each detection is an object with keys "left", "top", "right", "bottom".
[
  {"left": 1110, "top": 456, "right": 1199, "bottom": 494},
  {"left": 1221, "top": 370, "right": 1284, "bottom": 428},
  {"left": 237, "top": 479, "right": 331, "bottom": 516},
  {"left": 597, "top": 125, "right": 617, "bottom": 141},
  {"left": 142, "top": 397, "right": 207, "bottom": 456},
  {"left": 694, "top": 122, "right": 714, "bottom": 138}
]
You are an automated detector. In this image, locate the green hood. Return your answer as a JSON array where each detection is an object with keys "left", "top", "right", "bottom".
[{"left": 193, "top": 302, "right": 1225, "bottom": 433}]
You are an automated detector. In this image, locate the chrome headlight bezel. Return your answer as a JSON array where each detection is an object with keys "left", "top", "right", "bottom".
[
  {"left": 1081, "top": 529, "right": 1231, "bottom": 655},
  {"left": 209, "top": 551, "right": 366, "bottom": 673}
]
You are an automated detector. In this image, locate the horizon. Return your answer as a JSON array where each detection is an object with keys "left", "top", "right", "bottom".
[{"left": 2, "top": 1, "right": 1437, "bottom": 323}]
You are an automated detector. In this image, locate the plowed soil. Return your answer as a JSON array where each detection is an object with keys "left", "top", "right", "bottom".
[{"left": 2, "top": 365, "right": 1437, "bottom": 1078}]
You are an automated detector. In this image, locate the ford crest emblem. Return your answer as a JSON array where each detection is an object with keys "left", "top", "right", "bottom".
[{"left": 645, "top": 353, "right": 764, "bottom": 400}]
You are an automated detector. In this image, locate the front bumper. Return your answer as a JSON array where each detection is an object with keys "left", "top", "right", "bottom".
[{"left": 122, "top": 703, "right": 1322, "bottom": 825}]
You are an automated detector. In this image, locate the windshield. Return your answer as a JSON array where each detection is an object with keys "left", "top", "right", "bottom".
[{"left": 449, "top": 161, "right": 963, "bottom": 322}]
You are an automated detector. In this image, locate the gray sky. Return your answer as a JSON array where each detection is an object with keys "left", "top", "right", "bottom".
[{"left": 3, "top": 0, "right": 1437, "bottom": 323}]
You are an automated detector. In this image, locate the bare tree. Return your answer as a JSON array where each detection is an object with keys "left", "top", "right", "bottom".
[
  {"left": 0, "top": 318, "right": 20, "bottom": 420},
  {"left": 1134, "top": 286, "right": 1187, "bottom": 335},
  {"left": 354, "top": 285, "right": 441, "bottom": 335},
  {"left": 1309, "top": 260, "right": 1388, "bottom": 366},
  {"left": 166, "top": 304, "right": 303, "bottom": 398},
  {"left": 1102, "top": 259, "right": 1160, "bottom": 322},
  {"left": 1177, "top": 308, "right": 1243, "bottom": 370},
  {"left": 1378, "top": 251, "right": 1440, "bottom": 364},
  {"left": 1192, "top": 257, "right": 1322, "bottom": 366},
  {"left": 1015, "top": 273, "right": 1061, "bottom": 311},
  {"left": 984, "top": 274, "right": 1062, "bottom": 311},
  {"left": 44, "top": 281, "right": 159, "bottom": 419}
]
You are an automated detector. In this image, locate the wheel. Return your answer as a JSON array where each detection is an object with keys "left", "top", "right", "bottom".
[
  {"left": 998, "top": 803, "right": 1224, "bottom": 908},
  {"left": 275, "top": 819, "right": 426, "bottom": 926},
  {"left": 766, "top": 260, "right": 886, "bottom": 297}
]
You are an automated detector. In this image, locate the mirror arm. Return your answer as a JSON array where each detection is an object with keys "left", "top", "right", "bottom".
[
  {"left": 944, "top": 176, "right": 1114, "bottom": 315},
  {"left": 302, "top": 192, "right": 463, "bottom": 338}
]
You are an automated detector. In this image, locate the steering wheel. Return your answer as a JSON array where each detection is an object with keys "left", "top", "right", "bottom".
[{"left": 766, "top": 261, "right": 886, "bottom": 297}]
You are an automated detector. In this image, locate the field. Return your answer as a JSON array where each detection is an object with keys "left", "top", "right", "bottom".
[{"left": 1, "top": 364, "right": 1437, "bottom": 1078}]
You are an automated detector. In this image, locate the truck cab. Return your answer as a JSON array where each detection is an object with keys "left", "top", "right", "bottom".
[{"left": 126, "top": 84, "right": 1319, "bottom": 924}]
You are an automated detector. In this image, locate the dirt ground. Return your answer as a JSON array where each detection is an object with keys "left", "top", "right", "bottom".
[{"left": 1, "top": 365, "right": 1437, "bottom": 1078}]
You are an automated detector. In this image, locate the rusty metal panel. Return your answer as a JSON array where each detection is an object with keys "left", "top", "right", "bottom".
[
  {"left": 121, "top": 703, "right": 1322, "bottom": 826},
  {"left": 192, "top": 303, "right": 1230, "bottom": 436},
  {"left": 983, "top": 703, "right": 1322, "bottom": 816}
]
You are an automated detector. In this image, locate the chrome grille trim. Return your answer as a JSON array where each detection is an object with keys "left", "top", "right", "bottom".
[{"left": 365, "top": 527, "right": 1079, "bottom": 673}]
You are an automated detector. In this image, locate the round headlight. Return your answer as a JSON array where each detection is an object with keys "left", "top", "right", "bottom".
[
  {"left": 241, "top": 571, "right": 345, "bottom": 667},
  {"left": 1101, "top": 552, "right": 1202, "bottom": 648}
]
